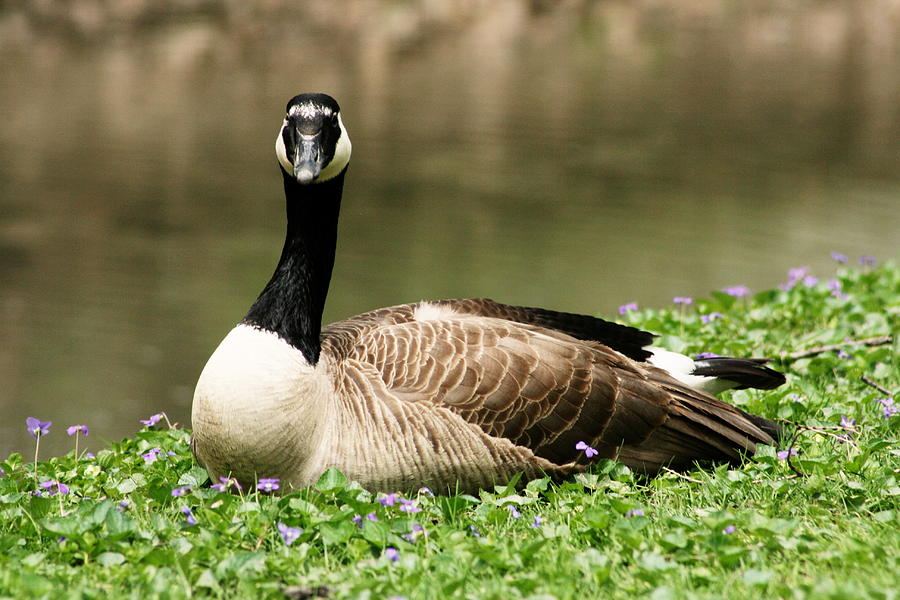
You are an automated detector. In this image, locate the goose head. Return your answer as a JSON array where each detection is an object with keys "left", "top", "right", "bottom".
[{"left": 275, "top": 93, "right": 352, "bottom": 185}]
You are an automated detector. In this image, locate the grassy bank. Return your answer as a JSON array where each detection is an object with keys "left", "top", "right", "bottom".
[{"left": 1, "top": 259, "right": 897, "bottom": 599}]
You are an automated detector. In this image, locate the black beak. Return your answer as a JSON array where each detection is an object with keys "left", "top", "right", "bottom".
[{"left": 292, "top": 133, "right": 323, "bottom": 184}]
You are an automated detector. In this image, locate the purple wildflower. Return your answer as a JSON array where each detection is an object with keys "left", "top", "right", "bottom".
[
  {"left": 377, "top": 493, "right": 399, "bottom": 507},
  {"left": 140, "top": 413, "right": 163, "bottom": 427},
  {"left": 625, "top": 509, "right": 645, "bottom": 517},
  {"left": 353, "top": 514, "right": 379, "bottom": 529},
  {"left": 118, "top": 501, "right": 130, "bottom": 510},
  {"left": 859, "top": 255, "right": 875, "bottom": 267},
  {"left": 418, "top": 487, "right": 434, "bottom": 497},
  {"left": 802, "top": 275, "right": 819, "bottom": 287},
  {"left": 777, "top": 448, "right": 799, "bottom": 460},
  {"left": 26, "top": 417, "right": 52, "bottom": 439},
  {"left": 216, "top": 476, "right": 242, "bottom": 492},
  {"left": 531, "top": 515, "right": 542, "bottom": 528},
  {"left": 826, "top": 278, "right": 848, "bottom": 299},
  {"left": 66, "top": 425, "right": 89, "bottom": 436},
  {"left": 402, "top": 524, "right": 425, "bottom": 542},
  {"left": 399, "top": 498, "right": 421, "bottom": 514},
  {"left": 723, "top": 525, "right": 736, "bottom": 534},
  {"left": 695, "top": 351, "right": 721, "bottom": 359},
  {"left": 830, "top": 252, "right": 847, "bottom": 264},
  {"left": 840, "top": 415, "right": 856, "bottom": 429},
  {"left": 673, "top": 296, "right": 693, "bottom": 305},
  {"left": 722, "top": 285, "right": 750, "bottom": 298},
  {"left": 257, "top": 478, "right": 280, "bottom": 493},
  {"left": 469, "top": 525, "right": 481, "bottom": 537},
  {"left": 575, "top": 440, "right": 598, "bottom": 458},
  {"left": 837, "top": 349, "right": 851, "bottom": 360},
  {"left": 171, "top": 486, "right": 191, "bottom": 497},
  {"left": 141, "top": 448, "right": 161, "bottom": 464},
  {"left": 384, "top": 547, "right": 400, "bottom": 562},
  {"left": 700, "top": 313, "right": 724, "bottom": 324},
  {"left": 789, "top": 394, "right": 803, "bottom": 403},
  {"left": 85, "top": 452, "right": 95, "bottom": 459},
  {"left": 277, "top": 523, "right": 302, "bottom": 545},
  {"left": 874, "top": 398, "right": 898, "bottom": 419},
  {"left": 180, "top": 506, "right": 197, "bottom": 526},
  {"left": 39, "top": 480, "right": 69, "bottom": 496},
  {"left": 506, "top": 505, "right": 522, "bottom": 519},
  {"left": 780, "top": 267, "right": 810, "bottom": 291},
  {"left": 618, "top": 302, "right": 638, "bottom": 315}
]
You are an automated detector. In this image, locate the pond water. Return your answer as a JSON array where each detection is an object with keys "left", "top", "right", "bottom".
[{"left": 1, "top": 2, "right": 898, "bottom": 459}]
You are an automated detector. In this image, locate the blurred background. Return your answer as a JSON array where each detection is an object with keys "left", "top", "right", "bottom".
[{"left": 1, "top": 0, "right": 898, "bottom": 459}]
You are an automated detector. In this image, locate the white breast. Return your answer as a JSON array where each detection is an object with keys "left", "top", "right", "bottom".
[{"left": 191, "top": 324, "right": 333, "bottom": 486}]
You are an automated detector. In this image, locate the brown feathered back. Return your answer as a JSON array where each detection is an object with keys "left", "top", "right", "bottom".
[{"left": 321, "top": 298, "right": 776, "bottom": 485}]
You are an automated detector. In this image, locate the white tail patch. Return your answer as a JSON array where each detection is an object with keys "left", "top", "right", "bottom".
[
  {"left": 644, "top": 346, "right": 730, "bottom": 394},
  {"left": 413, "top": 302, "right": 457, "bottom": 322}
]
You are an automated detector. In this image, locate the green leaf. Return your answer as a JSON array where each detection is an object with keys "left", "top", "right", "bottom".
[
  {"left": 360, "top": 519, "right": 390, "bottom": 546},
  {"left": 97, "top": 552, "right": 126, "bottom": 566},
  {"left": 318, "top": 520, "right": 355, "bottom": 545},
  {"left": 315, "top": 468, "right": 348, "bottom": 493}
]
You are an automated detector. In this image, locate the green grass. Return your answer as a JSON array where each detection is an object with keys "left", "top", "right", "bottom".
[{"left": 2, "top": 260, "right": 898, "bottom": 600}]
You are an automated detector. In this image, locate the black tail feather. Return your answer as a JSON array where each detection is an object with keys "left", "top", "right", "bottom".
[{"left": 692, "top": 357, "right": 786, "bottom": 390}]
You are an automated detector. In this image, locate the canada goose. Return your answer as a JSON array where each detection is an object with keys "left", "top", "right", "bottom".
[{"left": 191, "top": 93, "right": 785, "bottom": 493}]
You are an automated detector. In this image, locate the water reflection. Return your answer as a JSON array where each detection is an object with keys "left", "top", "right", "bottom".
[{"left": 1, "top": 2, "right": 898, "bottom": 459}]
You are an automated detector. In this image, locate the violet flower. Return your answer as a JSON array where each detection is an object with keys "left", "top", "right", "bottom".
[
  {"left": 830, "top": 251, "right": 847, "bottom": 263},
  {"left": 777, "top": 448, "right": 799, "bottom": 460},
  {"left": 575, "top": 440, "right": 598, "bottom": 458},
  {"left": 377, "top": 493, "right": 399, "bottom": 507},
  {"left": 399, "top": 498, "right": 421, "bottom": 514},
  {"left": 180, "top": 506, "right": 197, "bottom": 526},
  {"left": 141, "top": 448, "right": 162, "bottom": 464},
  {"left": 700, "top": 312, "right": 724, "bottom": 324},
  {"left": 722, "top": 285, "right": 750, "bottom": 298},
  {"left": 673, "top": 296, "right": 692, "bottom": 305},
  {"left": 171, "top": 486, "right": 191, "bottom": 497},
  {"left": 618, "top": 302, "right": 638, "bottom": 315},
  {"left": 531, "top": 515, "right": 542, "bottom": 528},
  {"left": 66, "top": 425, "right": 89, "bottom": 437},
  {"left": 402, "top": 524, "right": 425, "bottom": 542},
  {"left": 506, "top": 505, "right": 522, "bottom": 519},
  {"left": 723, "top": 525, "right": 736, "bottom": 534},
  {"left": 625, "top": 509, "right": 644, "bottom": 517},
  {"left": 140, "top": 413, "right": 163, "bottom": 427},
  {"left": 26, "top": 418, "right": 52, "bottom": 439},
  {"left": 384, "top": 547, "right": 400, "bottom": 562},
  {"left": 39, "top": 480, "right": 69, "bottom": 496},
  {"left": 257, "top": 478, "right": 280, "bottom": 493},
  {"left": 874, "top": 398, "right": 898, "bottom": 419},
  {"left": 277, "top": 523, "right": 302, "bottom": 546}
]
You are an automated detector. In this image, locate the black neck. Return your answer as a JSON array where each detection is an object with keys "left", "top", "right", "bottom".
[{"left": 241, "top": 168, "right": 347, "bottom": 364}]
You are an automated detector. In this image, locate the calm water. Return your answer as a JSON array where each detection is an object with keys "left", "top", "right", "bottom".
[{"left": 1, "top": 3, "right": 899, "bottom": 459}]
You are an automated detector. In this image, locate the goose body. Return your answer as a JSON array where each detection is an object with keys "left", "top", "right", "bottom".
[{"left": 191, "top": 93, "right": 785, "bottom": 493}]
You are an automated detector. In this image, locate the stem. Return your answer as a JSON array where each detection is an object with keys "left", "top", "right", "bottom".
[
  {"left": 74, "top": 431, "right": 80, "bottom": 459},
  {"left": 33, "top": 434, "right": 40, "bottom": 488}
]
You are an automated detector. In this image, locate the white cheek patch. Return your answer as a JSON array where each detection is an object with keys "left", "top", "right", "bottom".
[
  {"left": 274, "top": 113, "right": 352, "bottom": 182},
  {"left": 275, "top": 119, "right": 292, "bottom": 173},
  {"left": 318, "top": 113, "right": 352, "bottom": 182}
]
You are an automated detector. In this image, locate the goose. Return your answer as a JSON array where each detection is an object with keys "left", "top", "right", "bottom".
[{"left": 191, "top": 93, "right": 785, "bottom": 494}]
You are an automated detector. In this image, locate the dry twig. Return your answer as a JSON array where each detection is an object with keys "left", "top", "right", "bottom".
[{"left": 780, "top": 335, "right": 892, "bottom": 360}]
